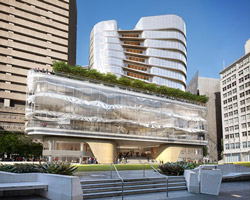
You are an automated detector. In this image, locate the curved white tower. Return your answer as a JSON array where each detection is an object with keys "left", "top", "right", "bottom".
[{"left": 89, "top": 15, "right": 187, "bottom": 91}]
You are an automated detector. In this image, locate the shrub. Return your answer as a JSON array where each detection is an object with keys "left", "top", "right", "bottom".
[
  {"left": 118, "top": 76, "right": 132, "bottom": 87},
  {"left": 131, "top": 79, "right": 144, "bottom": 89},
  {"left": 158, "top": 162, "right": 201, "bottom": 176},
  {"left": 144, "top": 83, "right": 157, "bottom": 92},
  {"left": 52, "top": 61, "right": 209, "bottom": 104},
  {"left": 104, "top": 72, "right": 118, "bottom": 84},
  {"left": 40, "top": 162, "right": 78, "bottom": 175},
  {"left": 158, "top": 162, "right": 185, "bottom": 176},
  {"left": 0, "top": 164, "right": 40, "bottom": 173}
]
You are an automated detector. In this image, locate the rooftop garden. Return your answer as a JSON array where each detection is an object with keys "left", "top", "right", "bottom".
[{"left": 52, "top": 61, "right": 208, "bottom": 104}]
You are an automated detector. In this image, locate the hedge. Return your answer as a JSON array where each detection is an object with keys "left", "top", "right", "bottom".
[{"left": 52, "top": 61, "right": 208, "bottom": 104}]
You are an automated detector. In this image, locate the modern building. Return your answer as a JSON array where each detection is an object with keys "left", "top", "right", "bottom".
[
  {"left": 220, "top": 39, "right": 250, "bottom": 162},
  {"left": 0, "top": 0, "right": 77, "bottom": 132},
  {"left": 186, "top": 72, "right": 223, "bottom": 162},
  {"left": 25, "top": 70, "right": 207, "bottom": 164},
  {"left": 89, "top": 15, "right": 187, "bottom": 91}
]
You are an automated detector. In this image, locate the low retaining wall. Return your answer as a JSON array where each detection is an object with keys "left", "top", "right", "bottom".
[{"left": 0, "top": 171, "right": 82, "bottom": 200}]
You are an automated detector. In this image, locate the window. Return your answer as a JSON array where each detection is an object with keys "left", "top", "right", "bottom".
[
  {"left": 223, "top": 93, "right": 227, "bottom": 98},
  {"left": 232, "top": 81, "right": 236, "bottom": 86},
  {"left": 243, "top": 142, "right": 247, "bottom": 148},
  {"left": 241, "top": 115, "right": 246, "bottom": 120},
  {"left": 234, "top": 117, "right": 238, "bottom": 123},
  {"left": 247, "top": 106, "right": 250, "bottom": 111},
  {"left": 245, "top": 82, "right": 250, "bottom": 88},
  {"left": 230, "top": 134, "right": 234, "bottom": 138},
  {"left": 227, "top": 84, "right": 231, "bottom": 89},
  {"left": 228, "top": 98, "right": 232, "bottom": 103},
  {"left": 233, "top": 103, "right": 238, "bottom": 108},
  {"left": 241, "top": 107, "right": 246, "bottom": 112},
  {"left": 230, "top": 126, "right": 234, "bottom": 131},
  {"left": 248, "top": 122, "right": 250, "bottom": 127},
  {"left": 225, "top": 127, "right": 229, "bottom": 131},
  {"left": 229, "top": 105, "right": 233, "bottom": 110},
  {"left": 246, "top": 98, "right": 250, "bottom": 104},
  {"left": 235, "top": 125, "right": 239, "bottom": 130},
  {"left": 228, "top": 91, "right": 232, "bottom": 96},
  {"left": 233, "top": 88, "right": 237, "bottom": 94},
  {"left": 246, "top": 90, "right": 250, "bottom": 96},
  {"left": 227, "top": 77, "right": 231, "bottom": 83},
  {"left": 225, "top": 144, "right": 230, "bottom": 149},
  {"left": 240, "top": 100, "right": 245, "bottom": 105},
  {"left": 230, "top": 143, "right": 235, "bottom": 149},
  {"left": 224, "top": 100, "right": 227, "bottom": 105},
  {"left": 224, "top": 113, "right": 228, "bottom": 118},
  {"left": 240, "top": 85, "right": 244, "bottom": 90},
  {"left": 223, "top": 87, "right": 227, "bottom": 91},
  {"left": 222, "top": 80, "right": 226, "bottom": 85},
  {"left": 242, "top": 131, "right": 247, "bottom": 137},
  {"left": 242, "top": 123, "right": 247, "bottom": 128},
  {"left": 235, "top": 143, "right": 240, "bottom": 149},
  {"left": 239, "top": 70, "right": 243, "bottom": 76},
  {"left": 225, "top": 135, "right": 229, "bottom": 139},
  {"left": 235, "top": 133, "right": 239, "bottom": 138},
  {"left": 229, "top": 111, "right": 233, "bottom": 116},
  {"left": 239, "top": 77, "right": 244, "bottom": 83},
  {"left": 245, "top": 74, "right": 250, "bottom": 80},
  {"left": 234, "top": 110, "right": 238, "bottom": 115},
  {"left": 233, "top": 96, "right": 237, "bottom": 100},
  {"left": 240, "top": 92, "right": 245, "bottom": 97}
]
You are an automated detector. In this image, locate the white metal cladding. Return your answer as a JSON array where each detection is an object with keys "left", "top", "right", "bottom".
[
  {"left": 26, "top": 71, "right": 207, "bottom": 145},
  {"left": 89, "top": 15, "right": 187, "bottom": 91}
]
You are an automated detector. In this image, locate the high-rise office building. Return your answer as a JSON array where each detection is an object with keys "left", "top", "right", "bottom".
[
  {"left": 0, "top": 0, "right": 77, "bottom": 132},
  {"left": 220, "top": 39, "right": 250, "bottom": 162},
  {"left": 186, "top": 72, "right": 223, "bottom": 162},
  {"left": 89, "top": 15, "right": 187, "bottom": 91}
]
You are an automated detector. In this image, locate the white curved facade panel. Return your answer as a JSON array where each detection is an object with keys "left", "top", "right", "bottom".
[
  {"left": 147, "top": 48, "right": 187, "bottom": 65},
  {"left": 144, "top": 39, "right": 186, "bottom": 55},
  {"left": 154, "top": 77, "right": 185, "bottom": 91},
  {"left": 134, "top": 15, "right": 186, "bottom": 35},
  {"left": 151, "top": 67, "right": 186, "bottom": 83},
  {"left": 89, "top": 15, "right": 187, "bottom": 91},
  {"left": 142, "top": 30, "right": 186, "bottom": 45},
  {"left": 149, "top": 57, "right": 186, "bottom": 75}
]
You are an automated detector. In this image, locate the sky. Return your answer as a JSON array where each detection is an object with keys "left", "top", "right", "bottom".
[{"left": 76, "top": 0, "right": 250, "bottom": 83}]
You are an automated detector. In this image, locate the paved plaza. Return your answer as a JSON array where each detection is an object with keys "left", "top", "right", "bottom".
[{"left": 1, "top": 170, "right": 250, "bottom": 200}]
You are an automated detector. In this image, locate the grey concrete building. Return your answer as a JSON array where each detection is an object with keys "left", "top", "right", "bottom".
[
  {"left": 220, "top": 39, "right": 250, "bottom": 162},
  {"left": 0, "top": 0, "right": 77, "bottom": 132},
  {"left": 187, "top": 74, "right": 222, "bottom": 161}
]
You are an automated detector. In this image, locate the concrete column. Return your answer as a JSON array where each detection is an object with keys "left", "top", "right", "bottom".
[
  {"left": 87, "top": 140, "right": 115, "bottom": 164},
  {"left": 154, "top": 145, "right": 182, "bottom": 163},
  {"left": 79, "top": 143, "right": 84, "bottom": 164},
  {"left": 48, "top": 140, "right": 53, "bottom": 162}
]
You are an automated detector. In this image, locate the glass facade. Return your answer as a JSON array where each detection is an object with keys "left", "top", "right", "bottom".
[{"left": 26, "top": 71, "right": 207, "bottom": 144}]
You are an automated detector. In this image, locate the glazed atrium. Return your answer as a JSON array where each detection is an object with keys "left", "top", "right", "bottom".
[
  {"left": 89, "top": 15, "right": 187, "bottom": 91},
  {"left": 25, "top": 71, "right": 207, "bottom": 164}
]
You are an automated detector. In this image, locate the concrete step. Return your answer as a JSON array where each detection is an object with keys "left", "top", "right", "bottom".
[
  {"left": 82, "top": 179, "right": 185, "bottom": 189},
  {"left": 81, "top": 176, "right": 185, "bottom": 185},
  {"left": 82, "top": 182, "right": 186, "bottom": 193},
  {"left": 82, "top": 185, "right": 187, "bottom": 199}
]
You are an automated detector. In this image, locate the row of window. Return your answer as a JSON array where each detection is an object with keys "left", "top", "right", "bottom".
[
  {"left": 222, "top": 81, "right": 236, "bottom": 91},
  {"left": 225, "top": 122, "right": 250, "bottom": 132},
  {"left": 225, "top": 131, "right": 250, "bottom": 139},
  {"left": 224, "top": 110, "right": 238, "bottom": 118},
  {"left": 223, "top": 95, "right": 237, "bottom": 104},
  {"left": 239, "top": 89, "right": 250, "bottom": 98},
  {"left": 225, "top": 141, "right": 250, "bottom": 150},
  {"left": 223, "top": 88, "right": 237, "bottom": 98}
]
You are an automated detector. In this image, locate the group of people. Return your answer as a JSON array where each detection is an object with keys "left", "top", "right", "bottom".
[{"left": 87, "top": 157, "right": 98, "bottom": 164}]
